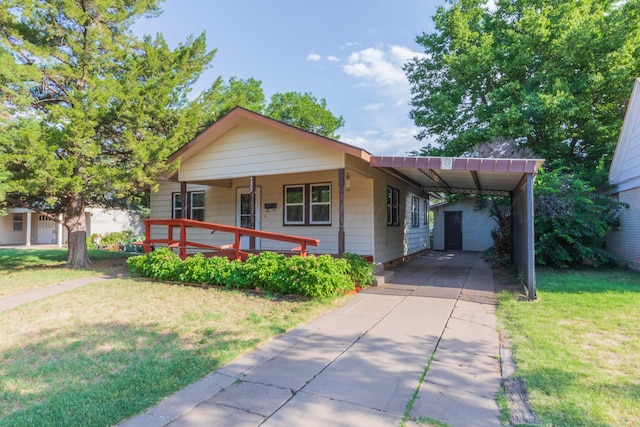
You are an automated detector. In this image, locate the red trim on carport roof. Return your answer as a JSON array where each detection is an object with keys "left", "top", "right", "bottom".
[{"left": 370, "top": 156, "right": 543, "bottom": 173}]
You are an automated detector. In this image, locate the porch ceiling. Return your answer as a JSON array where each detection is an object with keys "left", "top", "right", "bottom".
[{"left": 370, "top": 156, "right": 545, "bottom": 196}]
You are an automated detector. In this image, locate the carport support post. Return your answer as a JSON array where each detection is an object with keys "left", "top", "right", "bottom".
[
  {"left": 525, "top": 173, "right": 536, "bottom": 300},
  {"left": 338, "top": 169, "right": 345, "bottom": 255}
]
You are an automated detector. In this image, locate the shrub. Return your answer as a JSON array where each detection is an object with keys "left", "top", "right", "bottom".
[
  {"left": 342, "top": 253, "right": 374, "bottom": 288},
  {"left": 126, "top": 250, "right": 366, "bottom": 299}
]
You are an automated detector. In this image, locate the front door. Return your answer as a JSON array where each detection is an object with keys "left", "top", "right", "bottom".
[
  {"left": 444, "top": 211, "right": 462, "bottom": 250},
  {"left": 236, "top": 187, "right": 261, "bottom": 250}
]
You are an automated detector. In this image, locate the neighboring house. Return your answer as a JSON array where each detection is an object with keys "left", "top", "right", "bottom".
[
  {"left": 150, "top": 107, "right": 543, "bottom": 292},
  {"left": 431, "top": 198, "right": 494, "bottom": 252},
  {"left": 0, "top": 207, "right": 143, "bottom": 247},
  {"left": 607, "top": 78, "right": 640, "bottom": 271}
]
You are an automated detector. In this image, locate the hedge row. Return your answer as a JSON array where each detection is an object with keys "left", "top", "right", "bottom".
[{"left": 126, "top": 248, "right": 374, "bottom": 299}]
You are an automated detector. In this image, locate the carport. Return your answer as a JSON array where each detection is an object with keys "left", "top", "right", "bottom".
[{"left": 370, "top": 156, "right": 545, "bottom": 300}]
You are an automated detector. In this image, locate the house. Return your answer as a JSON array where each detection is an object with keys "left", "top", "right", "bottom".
[
  {"left": 607, "top": 78, "right": 640, "bottom": 271},
  {"left": 431, "top": 197, "right": 494, "bottom": 252},
  {"left": 149, "top": 107, "right": 544, "bottom": 296},
  {"left": 0, "top": 207, "right": 143, "bottom": 247}
]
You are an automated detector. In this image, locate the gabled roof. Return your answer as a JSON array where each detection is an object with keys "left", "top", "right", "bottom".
[
  {"left": 166, "top": 106, "right": 372, "bottom": 165},
  {"left": 609, "top": 78, "right": 640, "bottom": 190}
]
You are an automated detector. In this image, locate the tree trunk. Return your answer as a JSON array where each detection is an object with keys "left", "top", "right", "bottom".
[{"left": 65, "top": 194, "right": 91, "bottom": 269}]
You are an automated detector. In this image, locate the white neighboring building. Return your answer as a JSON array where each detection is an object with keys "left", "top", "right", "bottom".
[
  {"left": 607, "top": 78, "right": 640, "bottom": 271},
  {"left": 0, "top": 207, "right": 143, "bottom": 247},
  {"left": 431, "top": 198, "right": 494, "bottom": 252}
]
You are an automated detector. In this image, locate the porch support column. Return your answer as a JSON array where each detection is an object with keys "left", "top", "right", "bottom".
[
  {"left": 338, "top": 169, "right": 345, "bottom": 255},
  {"left": 249, "top": 176, "right": 256, "bottom": 250},
  {"left": 26, "top": 212, "right": 32, "bottom": 246},
  {"left": 180, "top": 181, "right": 188, "bottom": 219},
  {"left": 57, "top": 214, "right": 63, "bottom": 247}
]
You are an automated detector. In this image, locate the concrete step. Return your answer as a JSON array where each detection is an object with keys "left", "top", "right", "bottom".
[{"left": 373, "top": 269, "right": 395, "bottom": 287}]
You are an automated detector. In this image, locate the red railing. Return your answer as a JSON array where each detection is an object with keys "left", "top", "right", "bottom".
[{"left": 136, "top": 218, "right": 320, "bottom": 261}]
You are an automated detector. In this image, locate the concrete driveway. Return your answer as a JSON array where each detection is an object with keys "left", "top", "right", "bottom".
[{"left": 120, "top": 251, "right": 502, "bottom": 427}]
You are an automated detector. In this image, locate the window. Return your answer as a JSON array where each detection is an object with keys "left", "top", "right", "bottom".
[
  {"left": 424, "top": 200, "right": 429, "bottom": 224},
  {"left": 13, "top": 213, "right": 23, "bottom": 231},
  {"left": 387, "top": 187, "right": 399, "bottom": 226},
  {"left": 173, "top": 191, "right": 205, "bottom": 221},
  {"left": 285, "top": 185, "right": 305, "bottom": 224},
  {"left": 284, "top": 183, "right": 331, "bottom": 225},
  {"left": 411, "top": 196, "right": 420, "bottom": 227},
  {"left": 310, "top": 184, "right": 331, "bottom": 224}
]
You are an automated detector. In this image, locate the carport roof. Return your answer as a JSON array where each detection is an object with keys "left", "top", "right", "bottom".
[{"left": 371, "top": 156, "right": 545, "bottom": 196}]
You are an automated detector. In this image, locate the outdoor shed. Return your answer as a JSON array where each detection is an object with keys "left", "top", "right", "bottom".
[
  {"left": 431, "top": 198, "right": 494, "bottom": 252},
  {"left": 148, "top": 107, "right": 544, "bottom": 297}
]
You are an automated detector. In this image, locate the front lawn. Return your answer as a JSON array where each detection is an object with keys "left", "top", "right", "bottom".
[
  {"left": 498, "top": 268, "right": 640, "bottom": 427},
  {"left": 0, "top": 278, "right": 337, "bottom": 426},
  {"left": 0, "top": 248, "right": 131, "bottom": 297}
]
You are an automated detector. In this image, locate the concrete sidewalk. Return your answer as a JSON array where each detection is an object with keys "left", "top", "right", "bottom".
[{"left": 120, "top": 251, "right": 502, "bottom": 427}]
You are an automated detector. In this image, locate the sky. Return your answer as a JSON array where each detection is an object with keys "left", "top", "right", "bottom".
[{"left": 132, "top": 0, "right": 443, "bottom": 156}]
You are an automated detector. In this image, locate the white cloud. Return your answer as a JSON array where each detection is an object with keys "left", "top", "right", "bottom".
[
  {"left": 327, "top": 55, "right": 339, "bottom": 62},
  {"left": 342, "top": 45, "right": 425, "bottom": 87},
  {"left": 306, "top": 53, "right": 321, "bottom": 62},
  {"left": 364, "top": 102, "right": 385, "bottom": 111},
  {"left": 342, "top": 126, "right": 425, "bottom": 156}
]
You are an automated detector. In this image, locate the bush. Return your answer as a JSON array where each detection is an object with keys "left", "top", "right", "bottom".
[
  {"left": 342, "top": 253, "right": 374, "bottom": 288},
  {"left": 125, "top": 250, "right": 374, "bottom": 299}
]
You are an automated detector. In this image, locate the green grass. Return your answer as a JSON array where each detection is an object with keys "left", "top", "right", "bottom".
[
  {"left": 0, "top": 248, "right": 131, "bottom": 297},
  {"left": 0, "top": 278, "right": 338, "bottom": 426},
  {"left": 498, "top": 268, "right": 640, "bottom": 427}
]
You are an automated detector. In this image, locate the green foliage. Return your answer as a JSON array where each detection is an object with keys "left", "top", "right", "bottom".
[
  {"left": 405, "top": 0, "right": 640, "bottom": 171},
  {"left": 534, "top": 169, "right": 628, "bottom": 267},
  {"left": 342, "top": 253, "right": 374, "bottom": 288},
  {"left": 0, "top": 0, "right": 217, "bottom": 267},
  {"left": 126, "top": 248, "right": 183, "bottom": 281},
  {"left": 264, "top": 92, "right": 345, "bottom": 139},
  {"left": 126, "top": 251, "right": 373, "bottom": 299}
]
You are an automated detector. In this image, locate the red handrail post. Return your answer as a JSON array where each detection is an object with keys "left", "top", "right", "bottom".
[{"left": 180, "top": 221, "right": 187, "bottom": 260}]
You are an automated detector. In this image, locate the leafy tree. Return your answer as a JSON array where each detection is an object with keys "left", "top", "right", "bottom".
[
  {"left": 534, "top": 168, "right": 627, "bottom": 267},
  {"left": 265, "top": 92, "right": 345, "bottom": 139},
  {"left": 0, "top": 0, "right": 216, "bottom": 268},
  {"left": 404, "top": 0, "right": 640, "bottom": 172}
]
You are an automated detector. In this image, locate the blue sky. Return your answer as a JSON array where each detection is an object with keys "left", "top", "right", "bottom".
[{"left": 132, "top": 1, "right": 442, "bottom": 156}]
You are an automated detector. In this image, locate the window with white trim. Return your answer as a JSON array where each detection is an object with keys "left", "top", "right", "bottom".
[
  {"left": 285, "top": 185, "right": 305, "bottom": 224},
  {"left": 424, "top": 200, "right": 429, "bottom": 225},
  {"left": 387, "top": 187, "right": 399, "bottom": 226},
  {"left": 284, "top": 183, "right": 331, "bottom": 225},
  {"left": 310, "top": 184, "right": 331, "bottom": 224},
  {"left": 172, "top": 191, "right": 205, "bottom": 221},
  {"left": 411, "top": 196, "right": 420, "bottom": 227}
]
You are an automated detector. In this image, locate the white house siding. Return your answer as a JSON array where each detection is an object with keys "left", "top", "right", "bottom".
[
  {"left": 371, "top": 170, "right": 430, "bottom": 264},
  {"left": 86, "top": 208, "right": 143, "bottom": 237},
  {"left": 179, "top": 121, "right": 345, "bottom": 182},
  {"left": 150, "top": 170, "right": 375, "bottom": 257},
  {"left": 432, "top": 198, "right": 494, "bottom": 251},
  {"left": 607, "top": 188, "right": 640, "bottom": 271},
  {"left": 0, "top": 212, "right": 27, "bottom": 245}
]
